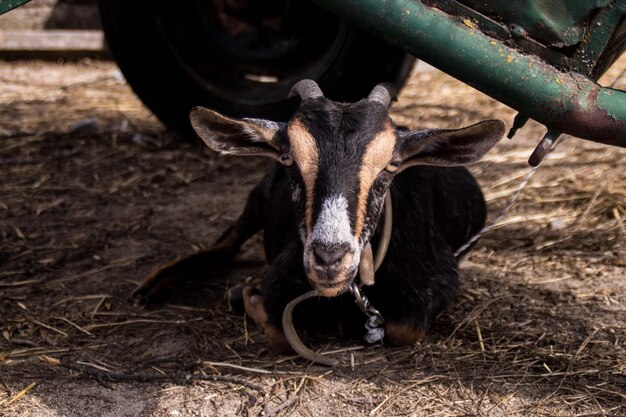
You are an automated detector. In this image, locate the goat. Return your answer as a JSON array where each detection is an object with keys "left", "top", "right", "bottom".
[{"left": 133, "top": 80, "right": 505, "bottom": 348}]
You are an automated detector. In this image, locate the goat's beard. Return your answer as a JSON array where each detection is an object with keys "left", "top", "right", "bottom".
[{"left": 308, "top": 275, "right": 354, "bottom": 297}]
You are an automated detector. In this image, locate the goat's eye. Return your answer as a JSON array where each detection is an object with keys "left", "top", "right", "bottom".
[
  {"left": 385, "top": 162, "right": 400, "bottom": 173},
  {"left": 280, "top": 153, "right": 294, "bottom": 167}
]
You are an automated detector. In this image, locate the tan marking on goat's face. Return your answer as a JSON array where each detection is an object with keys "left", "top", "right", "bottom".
[
  {"left": 287, "top": 119, "right": 319, "bottom": 235},
  {"left": 354, "top": 123, "right": 397, "bottom": 239}
]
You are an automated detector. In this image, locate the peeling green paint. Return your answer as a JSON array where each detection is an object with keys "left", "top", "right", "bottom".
[
  {"left": 455, "top": 0, "right": 610, "bottom": 48},
  {"left": 312, "top": 0, "right": 626, "bottom": 147}
]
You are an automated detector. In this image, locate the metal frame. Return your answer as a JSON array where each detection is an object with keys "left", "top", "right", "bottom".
[
  {"left": 2, "top": 0, "right": 625, "bottom": 156},
  {"left": 312, "top": 0, "right": 626, "bottom": 154}
]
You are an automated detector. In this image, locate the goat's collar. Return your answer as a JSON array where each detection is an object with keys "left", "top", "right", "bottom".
[
  {"left": 350, "top": 191, "right": 392, "bottom": 344},
  {"left": 377, "top": 191, "right": 394, "bottom": 270},
  {"left": 359, "top": 191, "right": 393, "bottom": 284}
]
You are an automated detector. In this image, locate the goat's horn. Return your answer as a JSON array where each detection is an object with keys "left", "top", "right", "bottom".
[
  {"left": 288, "top": 79, "right": 324, "bottom": 100},
  {"left": 367, "top": 82, "right": 397, "bottom": 107}
]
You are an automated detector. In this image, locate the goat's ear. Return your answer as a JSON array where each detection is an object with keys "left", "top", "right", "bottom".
[
  {"left": 397, "top": 120, "right": 505, "bottom": 167},
  {"left": 190, "top": 107, "right": 284, "bottom": 159}
]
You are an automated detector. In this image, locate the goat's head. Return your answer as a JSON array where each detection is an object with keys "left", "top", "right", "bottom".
[{"left": 190, "top": 80, "right": 505, "bottom": 297}]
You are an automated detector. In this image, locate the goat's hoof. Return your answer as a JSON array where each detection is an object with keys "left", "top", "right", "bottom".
[
  {"left": 242, "top": 286, "right": 268, "bottom": 326},
  {"left": 385, "top": 321, "right": 425, "bottom": 346},
  {"left": 228, "top": 284, "right": 246, "bottom": 313},
  {"left": 242, "top": 286, "right": 291, "bottom": 353},
  {"left": 228, "top": 276, "right": 263, "bottom": 313},
  {"left": 130, "top": 262, "right": 182, "bottom": 303}
]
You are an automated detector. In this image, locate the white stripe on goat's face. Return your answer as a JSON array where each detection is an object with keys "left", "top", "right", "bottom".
[
  {"left": 287, "top": 119, "right": 319, "bottom": 237},
  {"left": 286, "top": 99, "right": 398, "bottom": 297},
  {"left": 303, "top": 195, "right": 359, "bottom": 294},
  {"left": 310, "top": 195, "right": 353, "bottom": 246}
]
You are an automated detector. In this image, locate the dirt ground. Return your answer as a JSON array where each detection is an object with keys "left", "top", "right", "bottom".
[{"left": 0, "top": 55, "right": 625, "bottom": 417}]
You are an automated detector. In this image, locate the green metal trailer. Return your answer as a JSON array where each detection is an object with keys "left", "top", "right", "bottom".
[{"left": 2, "top": 0, "right": 625, "bottom": 163}]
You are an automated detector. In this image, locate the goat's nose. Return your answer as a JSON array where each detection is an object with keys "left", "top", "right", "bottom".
[{"left": 313, "top": 245, "right": 349, "bottom": 268}]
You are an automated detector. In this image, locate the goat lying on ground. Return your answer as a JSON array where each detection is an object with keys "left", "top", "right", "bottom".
[{"left": 134, "top": 80, "right": 505, "bottom": 348}]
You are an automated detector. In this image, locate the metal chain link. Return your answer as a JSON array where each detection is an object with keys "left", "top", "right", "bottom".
[{"left": 350, "top": 282, "right": 385, "bottom": 344}]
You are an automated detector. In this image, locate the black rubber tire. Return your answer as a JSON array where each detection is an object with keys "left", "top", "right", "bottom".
[{"left": 99, "top": 0, "right": 415, "bottom": 137}]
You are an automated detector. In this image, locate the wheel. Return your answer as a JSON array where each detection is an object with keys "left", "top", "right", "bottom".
[{"left": 99, "top": 0, "right": 415, "bottom": 137}]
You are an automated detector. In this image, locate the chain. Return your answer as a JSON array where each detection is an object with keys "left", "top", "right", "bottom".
[
  {"left": 350, "top": 191, "right": 393, "bottom": 344},
  {"left": 350, "top": 281, "right": 385, "bottom": 343}
]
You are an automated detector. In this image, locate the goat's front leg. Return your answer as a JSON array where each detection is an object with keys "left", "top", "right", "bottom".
[
  {"left": 133, "top": 181, "right": 269, "bottom": 301},
  {"left": 376, "top": 255, "right": 460, "bottom": 346},
  {"left": 242, "top": 286, "right": 292, "bottom": 352},
  {"left": 242, "top": 241, "right": 310, "bottom": 352}
]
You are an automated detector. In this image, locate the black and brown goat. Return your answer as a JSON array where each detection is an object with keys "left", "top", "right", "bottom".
[{"left": 134, "top": 80, "right": 505, "bottom": 348}]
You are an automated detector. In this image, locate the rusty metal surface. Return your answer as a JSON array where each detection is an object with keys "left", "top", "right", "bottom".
[
  {"left": 312, "top": 0, "right": 626, "bottom": 147},
  {"left": 454, "top": 0, "right": 610, "bottom": 48}
]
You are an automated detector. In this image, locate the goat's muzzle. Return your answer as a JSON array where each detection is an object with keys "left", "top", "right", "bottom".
[{"left": 304, "top": 242, "right": 356, "bottom": 297}]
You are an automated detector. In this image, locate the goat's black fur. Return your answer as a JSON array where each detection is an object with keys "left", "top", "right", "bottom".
[
  {"left": 247, "top": 163, "right": 485, "bottom": 339},
  {"left": 136, "top": 81, "right": 504, "bottom": 347}
]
